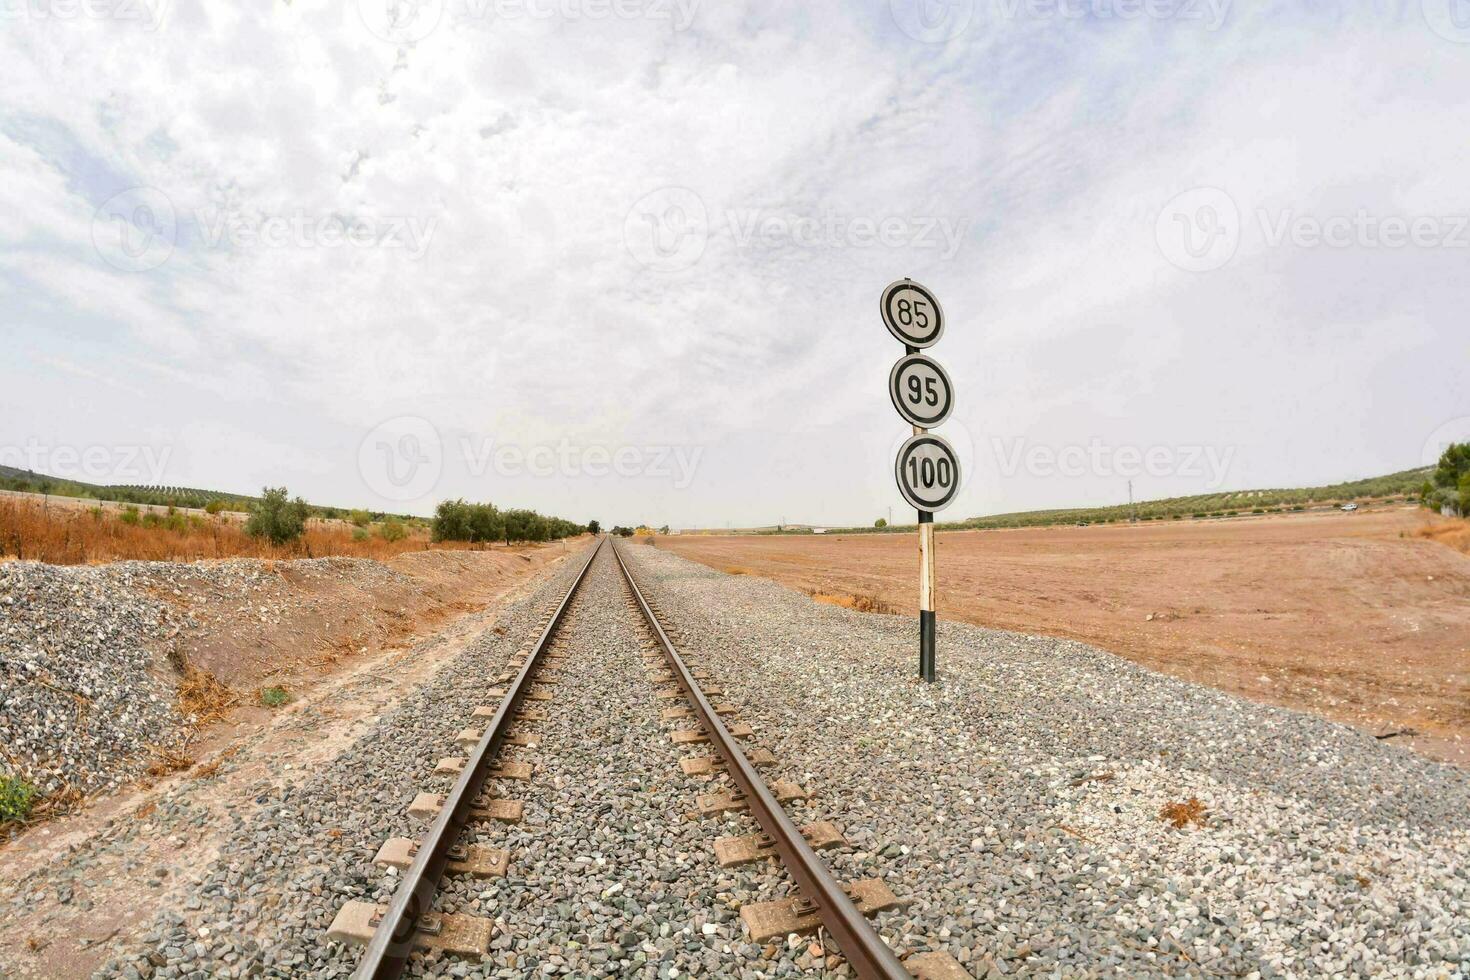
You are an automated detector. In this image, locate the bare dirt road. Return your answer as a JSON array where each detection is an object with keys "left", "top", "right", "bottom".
[{"left": 658, "top": 509, "right": 1470, "bottom": 765}]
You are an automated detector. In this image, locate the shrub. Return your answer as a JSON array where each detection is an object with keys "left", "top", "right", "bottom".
[
  {"left": 245, "top": 487, "right": 308, "bottom": 545},
  {"left": 874, "top": 518, "right": 888, "bottom": 528},
  {"left": 378, "top": 518, "right": 408, "bottom": 542},
  {"left": 0, "top": 775, "right": 38, "bottom": 824},
  {"left": 119, "top": 505, "right": 140, "bottom": 526},
  {"left": 348, "top": 509, "right": 372, "bottom": 528},
  {"left": 259, "top": 686, "right": 290, "bottom": 708},
  {"left": 352, "top": 527, "right": 369, "bottom": 542},
  {"left": 204, "top": 499, "right": 226, "bottom": 515}
]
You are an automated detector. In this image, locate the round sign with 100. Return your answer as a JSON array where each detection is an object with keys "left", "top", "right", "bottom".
[{"left": 895, "top": 433, "right": 961, "bottom": 512}]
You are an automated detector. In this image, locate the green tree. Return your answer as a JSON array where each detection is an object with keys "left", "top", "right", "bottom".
[
  {"left": 587, "top": 520, "right": 601, "bottom": 535},
  {"left": 245, "top": 487, "right": 309, "bottom": 545},
  {"left": 379, "top": 517, "right": 408, "bottom": 542},
  {"left": 1433, "top": 442, "right": 1470, "bottom": 490},
  {"left": 874, "top": 518, "right": 888, "bottom": 528}
]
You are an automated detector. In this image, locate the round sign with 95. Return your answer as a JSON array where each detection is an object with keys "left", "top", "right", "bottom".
[{"left": 889, "top": 352, "right": 954, "bottom": 428}]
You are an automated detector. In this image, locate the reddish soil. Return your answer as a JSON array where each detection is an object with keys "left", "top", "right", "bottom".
[{"left": 660, "top": 510, "right": 1470, "bottom": 765}]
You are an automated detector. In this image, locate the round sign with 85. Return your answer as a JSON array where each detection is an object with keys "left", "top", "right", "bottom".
[
  {"left": 880, "top": 279, "right": 944, "bottom": 348},
  {"left": 895, "top": 433, "right": 961, "bottom": 512},
  {"left": 889, "top": 352, "right": 954, "bottom": 428}
]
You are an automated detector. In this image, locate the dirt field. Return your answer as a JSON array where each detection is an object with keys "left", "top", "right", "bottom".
[
  {"left": 0, "top": 542, "right": 578, "bottom": 978},
  {"left": 659, "top": 509, "right": 1470, "bottom": 765}
]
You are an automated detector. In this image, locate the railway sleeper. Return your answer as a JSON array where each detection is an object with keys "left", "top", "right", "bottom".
[
  {"left": 407, "top": 791, "right": 523, "bottom": 824},
  {"left": 327, "top": 903, "right": 493, "bottom": 956},
  {"left": 372, "top": 837, "right": 510, "bottom": 878},
  {"left": 670, "top": 722, "right": 754, "bottom": 745},
  {"left": 432, "top": 758, "right": 532, "bottom": 782},
  {"left": 453, "top": 726, "right": 538, "bottom": 748},
  {"left": 714, "top": 821, "right": 847, "bottom": 867},
  {"left": 681, "top": 748, "right": 775, "bottom": 775},
  {"left": 905, "top": 951, "right": 977, "bottom": 979},
  {"left": 695, "top": 781, "right": 806, "bottom": 816},
  {"left": 739, "top": 878, "right": 908, "bottom": 942}
]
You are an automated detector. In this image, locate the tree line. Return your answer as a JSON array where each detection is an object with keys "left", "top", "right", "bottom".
[{"left": 431, "top": 499, "right": 586, "bottom": 545}]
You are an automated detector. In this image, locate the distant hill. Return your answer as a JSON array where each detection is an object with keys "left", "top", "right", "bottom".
[
  {"left": 790, "top": 466, "right": 1432, "bottom": 535},
  {"left": 946, "top": 466, "right": 1433, "bottom": 530},
  {"left": 0, "top": 466, "right": 410, "bottom": 522}
]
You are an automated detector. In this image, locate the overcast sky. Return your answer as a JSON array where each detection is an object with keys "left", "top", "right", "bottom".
[{"left": 3, "top": 0, "right": 1468, "bottom": 528}]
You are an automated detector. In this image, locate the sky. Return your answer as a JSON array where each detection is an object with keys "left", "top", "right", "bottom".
[{"left": 2, "top": 0, "right": 1468, "bottom": 528}]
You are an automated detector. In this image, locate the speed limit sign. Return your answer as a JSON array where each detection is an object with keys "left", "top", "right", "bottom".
[
  {"left": 880, "top": 279, "right": 944, "bottom": 348},
  {"left": 889, "top": 353, "right": 954, "bottom": 428},
  {"left": 895, "top": 433, "right": 961, "bottom": 512}
]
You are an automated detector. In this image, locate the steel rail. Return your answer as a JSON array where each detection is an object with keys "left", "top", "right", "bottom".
[
  {"left": 354, "top": 535, "right": 606, "bottom": 979},
  {"left": 610, "top": 538, "right": 911, "bottom": 980}
]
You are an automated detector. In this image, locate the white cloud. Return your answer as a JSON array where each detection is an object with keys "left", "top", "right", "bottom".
[{"left": 2, "top": 1, "right": 1466, "bottom": 525}]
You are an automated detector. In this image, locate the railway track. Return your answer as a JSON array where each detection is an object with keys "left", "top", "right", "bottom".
[{"left": 328, "top": 535, "right": 968, "bottom": 979}]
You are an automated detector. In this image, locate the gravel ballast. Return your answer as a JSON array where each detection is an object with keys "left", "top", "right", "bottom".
[
  {"left": 0, "top": 557, "right": 416, "bottom": 801},
  {"left": 620, "top": 542, "right": 1470, "bottom": 978},
  {"left": 61, "top": 538, "right": 1470, "bottom": 978}
]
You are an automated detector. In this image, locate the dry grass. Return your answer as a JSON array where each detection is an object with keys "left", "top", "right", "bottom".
[
  {"left": 1416, "top": 518, "right": 1470, "bottom": 555},
  {"left": 811, "top": 591, "right": 894, "bottom": 614},
  {"left": 1160, "top": 797, "right": 1209, "bottom": 829},
  {"left": 178, "top": 666, "right": 238, "bottom": 726},
  {"left": 145, "top": 747, "right": 195, "bottom": 779},
  {"left": 0, "top": 497, "right": 484, "bottom": 565}
]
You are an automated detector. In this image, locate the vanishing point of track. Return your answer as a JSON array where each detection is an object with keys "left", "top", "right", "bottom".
[{"left": 330, "top": 535, "right": 967, "bottom": 980}]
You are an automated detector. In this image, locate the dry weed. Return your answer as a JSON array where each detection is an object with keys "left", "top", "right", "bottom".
[
  {"left": 811, "top": 591, "right": 893, "bottom": 614},
  {"left": 0, "top": 497, "right": 493, "bottom": 565},
  {"left": 178, "top": 666, "right": 238, "bottom": 726},
  {"left": 1160, "top": 797, "right": 1208, "bottom": 829},
  {"left": 146, "top": 748, "right": 195, "bottom": 779},
  {"left": 1416, "top": 518, "right": 1470, "bottom": 555}
]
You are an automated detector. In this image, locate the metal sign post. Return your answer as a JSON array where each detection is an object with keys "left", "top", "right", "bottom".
[{"left": 882, "top": 279, "right": 959, "bottom": 683}]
